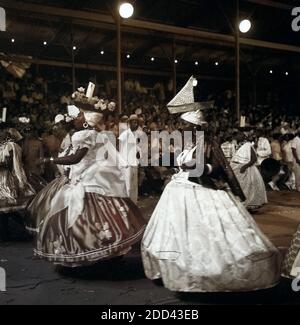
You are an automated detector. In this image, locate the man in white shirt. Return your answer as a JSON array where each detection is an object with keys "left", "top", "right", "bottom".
[
  {"left": 118, "top": 115, "right": 140, "bottom": 203},
  {"left": 292, "top": 129, "right": 300, "bottom": 191},
  {"left": 255, "top": 130, "right": 271, "bottom": 165}
]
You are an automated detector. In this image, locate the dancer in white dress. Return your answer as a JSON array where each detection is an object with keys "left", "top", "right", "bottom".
[
  {"left": 141, "top": 111, "right": 281, "bottom": 292},
  {"left": 231, "top": 132, "right": 268, "bottom": 210},
  {"left": 32, "top": 87, "right": 145, "bottom": 267}
]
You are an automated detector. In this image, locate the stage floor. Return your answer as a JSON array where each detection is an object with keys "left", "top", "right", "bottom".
[{"left": 0, "top": 191, "right": 299, "bottom": 305}]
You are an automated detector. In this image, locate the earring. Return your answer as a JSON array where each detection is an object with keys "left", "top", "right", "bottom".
[{"left": 83, "top": 122, "right": 89, "bottom": 129}]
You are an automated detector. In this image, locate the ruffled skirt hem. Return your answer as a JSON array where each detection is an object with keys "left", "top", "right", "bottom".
[{"left": 35, "top": 193, "right": 145, "bottom": 267}]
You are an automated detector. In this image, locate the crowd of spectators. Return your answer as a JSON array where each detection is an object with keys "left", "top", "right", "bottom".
[{"left": 1, "top": 66, "right": 299, "bottom": 196}]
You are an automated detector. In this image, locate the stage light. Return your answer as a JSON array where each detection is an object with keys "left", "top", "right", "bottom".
[
  {"left": 73, "top": 46, "right": 77, "bottom": 50},
  {"left": 11, "top": 38, "right": 15, "bottom": 43},
  {"left": 285, "top": 71, "right": 289, "bottom": 76},
  {"left": 215, "top": 61, "right": 219, "bottom": 66},
  {"left": 269, "top": 70, "right": 273, "bottom": 74},
  {"left": 100, "top": 50, "right": 104, "bottom": 55},
  {"left": 119, "top": 2, "right": 134, "bottom": 19},
  {"left": 126, "top": 54, "right": 130, "bottom": 59},
  {"left": 239, "top": 19, "right": 251, "bottom": 33},
  {"left": 151, "top": 57, "right": 155, "bottom": 62},
  {"left": 195, "top": 61, "right": 199, "bottom": 66},
  {"left": 43, "top": 41, "right": 47, "bottom": 45},
  {"left": 174, "top": 59, "right": 178, "bottom": 64}
]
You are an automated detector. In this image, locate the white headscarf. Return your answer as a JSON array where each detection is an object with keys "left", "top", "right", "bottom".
[
  {"left": 180, "top": 109, "right": 207, "bottom": 125},
  {"left": 83, "top": 112, "right": 103, "bottom": 128}
]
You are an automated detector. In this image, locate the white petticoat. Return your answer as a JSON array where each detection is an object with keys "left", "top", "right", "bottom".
[{"left": 141, "top": 177, "right": 281, "bottom": 292}]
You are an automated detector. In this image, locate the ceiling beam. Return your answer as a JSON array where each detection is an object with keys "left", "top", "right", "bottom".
[
  {"left": 242, "top": 0, "right": 294, "bottom": 10},
  {"left": 0, "top": 0, "right": 232, "bottom": 42},
  {"left": 0, "top": 53, "right": 234, "bottom": 81},
  {"left": 1, "top": 0, "right": 300, "bottom": 54}
]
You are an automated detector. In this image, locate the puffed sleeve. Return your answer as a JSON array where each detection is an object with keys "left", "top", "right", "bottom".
[{"left": 71, "top": 130, "right": 96, "bottom": 151}]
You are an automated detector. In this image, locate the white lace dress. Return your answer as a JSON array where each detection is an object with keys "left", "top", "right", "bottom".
[
  {"left": 231, "top": 142, "right": 268, "bottom": 209},
  {"left": 141, "top": 144, "right": 281, "bottom": 292}
]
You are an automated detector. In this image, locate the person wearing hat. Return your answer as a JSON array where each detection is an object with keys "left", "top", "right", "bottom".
[
  {"left": 141, "top": 78, "right": 280, "bottom": 292},
  {"left": 118, "top": 114, "right": 140, "bottom": 204},
  {"left": 31, "top": 86, "right": 145, "bottom": 267},
  {"left": 230, "top": 130, "right": 268, "bottom": 210},
  {"left": 118, "top": 115, "right": 129, "bottom": 136}
]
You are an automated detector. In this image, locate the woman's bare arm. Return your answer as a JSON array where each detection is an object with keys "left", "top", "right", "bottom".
[{"left": 42, "top": 147, "right": 88, "bottom": 166}]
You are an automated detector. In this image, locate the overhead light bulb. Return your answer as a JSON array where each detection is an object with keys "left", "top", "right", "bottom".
[
  {"left": 119, "top": 3, "right": 134, "bottom": 19},
  {"left": 239, "top": 19, "right": 252, "bottom": 33}
]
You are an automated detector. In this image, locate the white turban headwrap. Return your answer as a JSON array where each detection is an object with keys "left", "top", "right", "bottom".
[{"left": 83, "top": 112, "right": 103, "bottom": 127}]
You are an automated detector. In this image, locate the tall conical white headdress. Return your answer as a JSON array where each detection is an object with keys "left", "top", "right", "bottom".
[
  {"left": 167, "top": 76, "right": 196, "bottom": 114},
  {"left": 167, "top": 76, "right": 214, "bottom": 114}
]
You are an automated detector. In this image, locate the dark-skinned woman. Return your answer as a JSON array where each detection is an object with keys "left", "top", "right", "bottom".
[
  {"left": 33, "top": 103, "right": 145, "bottom": 267},
  {"left": 25, "top": 113, "right": 75, "bottom": 234},
  {"left": 142, "top": 110, "right": 280, "bottom": 292},
  {"left": 230, "top": 130, "right": 267, "bottom": 211}
]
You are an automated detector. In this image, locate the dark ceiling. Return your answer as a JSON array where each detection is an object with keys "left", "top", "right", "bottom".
[{"left": 0, "top": 0, "right": 299, "bottom": 81}]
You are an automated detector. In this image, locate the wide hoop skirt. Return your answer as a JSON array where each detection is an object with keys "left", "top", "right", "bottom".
[
  {"left": 141, "top": 178, "right": 281, "bottom": 292},
  {"left": 34, "top": 193, "right": 145, "bottom": 267}
]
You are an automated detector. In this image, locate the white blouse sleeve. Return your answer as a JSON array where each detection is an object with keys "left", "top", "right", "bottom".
[{"left": 71, "top": 130, "right": 96, "bottom": 151}]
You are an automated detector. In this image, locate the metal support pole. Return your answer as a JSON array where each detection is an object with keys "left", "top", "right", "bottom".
[
  {"left": 71, "top": 25, "right": 75, "bottom": 92},
  {"left": 235, "top": 0, "right": 240, "bottom": 124},
  {"left": 172, "top": 38, "right": 177, "bottom": 96},
  {"left": 253, "top": 74, "right": 257, "bottom": 108},
  {"left": 117, "top": 2, "right": 122, "bottom": 114}
]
